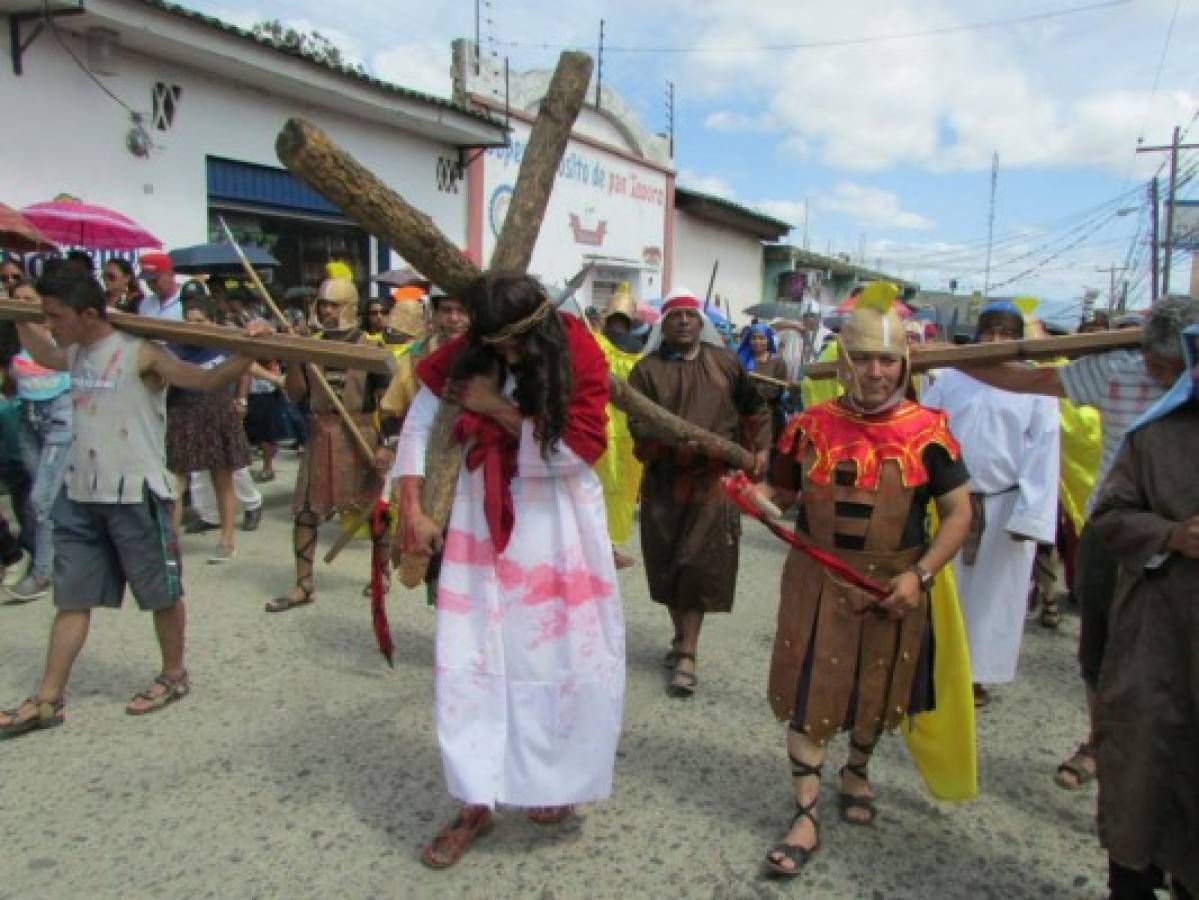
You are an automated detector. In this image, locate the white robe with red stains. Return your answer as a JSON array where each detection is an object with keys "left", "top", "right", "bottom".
[{"left": 395, "top": 385, "right": 626, "bottom": 808}]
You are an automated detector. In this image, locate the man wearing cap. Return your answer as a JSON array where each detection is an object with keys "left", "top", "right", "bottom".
[
  {"left": 758, "top": 282, "right": 972, "bottom": 878},
  {"left": 266, "top": 271, "right": 393, "bottom": 613},
  {"left": 922, "top": 301, "right": 1060, "bottom": 706},
  {"left": 136, "top": 252, "right": 183, "bottom": 321},
  {"left": 626, "top": 287, "right": 771, "bottom": 696}
]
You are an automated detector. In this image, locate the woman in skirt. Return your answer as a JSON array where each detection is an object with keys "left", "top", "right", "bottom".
[{"left": 166, "top": 294, "right": 253, "bottom": 562}]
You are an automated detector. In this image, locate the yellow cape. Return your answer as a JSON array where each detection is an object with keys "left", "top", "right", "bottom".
[
  {"left": 595, "top": 335, "right": 643, "bottom": 544},
  {"left": 1057, "top": 397, "right": 1101, "bottom": 535},
  {"left": 799, "top": 361, "right": 978, "bottom": 800}
]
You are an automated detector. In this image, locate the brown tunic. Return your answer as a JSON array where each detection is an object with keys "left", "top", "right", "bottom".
[
  {"left": 1090, "top": 404, "right": 1199, "bottom": 890},
  {"left": 627, "top": 343, "right": 770, "bottom": 613},
  {"left": 291, "top": 329, "right": 385, "bottom": 517}
]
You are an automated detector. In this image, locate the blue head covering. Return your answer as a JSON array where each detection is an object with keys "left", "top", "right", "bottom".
[
  {"left": 737, "top": 323, "right": 777, "bottom": 370},
  {"left": 1127, "top": 324, "right": 1199, "bottom": 434},
  {"left": 979, "top": 300, "right": 1021, "bottom": 317}
]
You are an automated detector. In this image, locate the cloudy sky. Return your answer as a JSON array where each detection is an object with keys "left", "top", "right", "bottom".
[{"left": 188, "top": 0, "right": 1198, "bottom": 316}]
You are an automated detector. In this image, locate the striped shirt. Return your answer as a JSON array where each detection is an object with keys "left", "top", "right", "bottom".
[{"left": 1059, "top": 349, "right": 1165, "bottom": 514}]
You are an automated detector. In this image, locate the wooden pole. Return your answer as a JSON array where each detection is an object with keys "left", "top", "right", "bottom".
[
  {"left": 490, "top": 51, "right": 594, "bottom": 273},
  {"left": 218, "top": 219, "right": 376, "bottom": 466},
  {"left": 800, "top": 328, "right": 1144, "bottom": 380},
  {"left": 0, "top": 300, "right": 394, "bottom": 374}
]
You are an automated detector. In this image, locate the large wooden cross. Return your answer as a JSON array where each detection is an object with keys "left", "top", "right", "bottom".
[{"left": 275, "top": 51, "right": 755, "bottom": 582}]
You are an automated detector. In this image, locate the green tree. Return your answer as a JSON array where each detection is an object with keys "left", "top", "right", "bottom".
[{"left": 250, "top": 19, "right": 365, "bottom": 75}]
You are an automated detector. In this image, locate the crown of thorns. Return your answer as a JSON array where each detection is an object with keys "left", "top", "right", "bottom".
[{"left": 479, "top": 299, "right": 553, "bottom": 345}]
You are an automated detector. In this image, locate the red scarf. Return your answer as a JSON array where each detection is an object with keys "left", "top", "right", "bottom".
[{"left": 415, "top": 312, "right": 609, "bottom": 551}]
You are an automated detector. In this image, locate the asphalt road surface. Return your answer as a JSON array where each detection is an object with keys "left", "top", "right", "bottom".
[{"left": 0, "top": 455, "right": 1104, "bottom": 899}]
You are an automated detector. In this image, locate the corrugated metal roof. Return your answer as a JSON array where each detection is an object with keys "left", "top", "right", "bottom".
[{"left": 137, "top": 0, "right": 501, "bottom": 129}]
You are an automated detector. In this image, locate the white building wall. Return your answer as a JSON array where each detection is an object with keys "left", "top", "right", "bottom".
[
  {"left": 0, "top": 29, "right": 466, "bottom": 257},
  {"left": 671, "top": 211, "right": 766, "bottom": 323}
]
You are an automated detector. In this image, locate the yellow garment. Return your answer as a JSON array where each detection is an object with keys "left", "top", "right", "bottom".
[
  {"left": 900, "top": 529, "right": 978, "bottom": 801},
  {"left": 594, "top": 335, "right": 643, "bottom": 544},
  {"left": 1057, "top": 398, "right": 1101, "bottom": 535},
  {"left": 361, "top": 330, "right": 411, "bottom": 363},
  {"left": 800, "top": 341, "right": 843, "bottom": 408}
]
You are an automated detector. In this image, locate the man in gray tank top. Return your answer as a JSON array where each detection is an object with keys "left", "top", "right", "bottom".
[{"left": 0, "top": 268, "right": 272, "bottom": 739}]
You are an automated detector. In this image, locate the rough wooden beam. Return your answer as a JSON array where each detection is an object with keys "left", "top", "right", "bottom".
[
  {"left": 0, "top": 300, "right": 396, "bottom": 375},
  {"left": 803, "top": 328, "right": 1145, "bottom": 380},
  {"left": 490, "top": 51, "right": 593, "bottom": 273},
  {"left": 276, "top": 118, "right": 479, "bottom": 296}
]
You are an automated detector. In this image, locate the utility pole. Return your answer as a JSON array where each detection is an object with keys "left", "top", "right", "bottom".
[
  {"left": 595, "top": 19, "right": 605, "bottom": 109},
  {"left": 983, "top": 152, "right": 999, "bottom": 300},
  {"left": 1096, "top": 263, "right": 1129, "bottom": 314},
  {"left": 1150, "top": 177, "right": 1160, "bottom": 303},
  {"left": 665, "top": 80, "right": 675, "bottom": 158},
  {"left": 802, "top": 199, "right": 809, "bottom": 250},
  {"left": 1136, "top": 127, "right": 1199, "bottom": 300}
]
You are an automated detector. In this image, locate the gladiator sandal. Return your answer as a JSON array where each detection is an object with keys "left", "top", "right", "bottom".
[
  {"left": 266, "top": 513, "right": 320, "bottom": 613},
  {"left": 838, "top": 736, "right": 879, "bottom": 826},
  {"left": 765, "top": 754, "right": 822, "bottom": 878}
]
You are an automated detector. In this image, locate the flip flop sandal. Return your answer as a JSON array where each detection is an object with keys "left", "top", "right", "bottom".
[
  {"left": 668, "top": 652, "right": 698, "bottom": 697},
  {"left": 1054, "top": 743, "right": 1097, "bottom": 790},
  {"left": 528, "top": 805, "right": 575, "bottom": 825},
  {"left": 0, "top": 697, "right": 64, "bottom": 740},
  {"left": 126, "top": 673, "right": 189, "bottom": 716},
  {"left": 419, "top": 810, "right": 494, "bottom": 869}
]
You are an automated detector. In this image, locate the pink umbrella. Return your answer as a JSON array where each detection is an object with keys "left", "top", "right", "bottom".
[
  {"left": 634, "top": 301, "right": 660, "bottom": 325},
  {"left": 21, "top": 196, "right": 161, "bottom": 250},
  {"left": 0, "top": 202, "right": 54, "bottom": 252}
]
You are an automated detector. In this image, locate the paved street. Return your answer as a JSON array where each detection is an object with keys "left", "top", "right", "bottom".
[{"left": 1, "top": 454, "right": 1104, "bottom": 899}]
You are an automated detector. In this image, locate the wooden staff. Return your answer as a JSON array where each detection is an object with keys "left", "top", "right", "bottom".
[
  {"left": 0, "top": 300, "right": 394, "bottom": 374},
  {"left": 802, "top": 328, "right": 1145, "bottom": 380},
  {"left": 218, "top": 218, "right": 376, "bottom": 465}
]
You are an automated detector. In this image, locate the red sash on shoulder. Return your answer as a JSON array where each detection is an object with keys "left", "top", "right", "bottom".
[{"left": 414, "top": 312, "right": 610, "bottom": 551}]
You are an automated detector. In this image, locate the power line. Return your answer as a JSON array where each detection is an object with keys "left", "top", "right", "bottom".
[{"left": 496, "top": 0, "right": 1129, "bottom": 55}]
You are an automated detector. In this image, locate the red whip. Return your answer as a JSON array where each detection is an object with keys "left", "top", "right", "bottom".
[
  {"left": 369, "top": 498, "right": 395, "bottom": 666},
  {"left": 722, "top": 472, "right": 890, "bottom": 600}
]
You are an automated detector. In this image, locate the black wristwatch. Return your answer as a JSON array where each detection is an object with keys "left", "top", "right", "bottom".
[{"left": 911, "top": 563, "right": 935, "bottom": 592}]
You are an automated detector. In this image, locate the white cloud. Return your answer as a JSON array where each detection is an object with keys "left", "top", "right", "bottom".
[
  {"left": 680, "top": 1, "right": 1199, "bottom": 174},
  {"left": 816, "top": 182, "right": 933, "bottom": 230},
  {"left": 371, "top": 42, "right": 453, "bottom": 97},
  {"left": 676, "top": 168, "right": 737, "bottom": 199},
  {"left": 702, "top": 110, "right": 779, "bottom": 133}
]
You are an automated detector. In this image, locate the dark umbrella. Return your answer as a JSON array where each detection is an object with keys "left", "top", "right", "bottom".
[
  {"left": 169, "top": 242, "right": 279, "bottom": 274},
  {"left": 742, "top": 301, "right": 808, "bottom": 321},
  {"left": 372, "top": 267, "right": 429, "bottom": 288}
]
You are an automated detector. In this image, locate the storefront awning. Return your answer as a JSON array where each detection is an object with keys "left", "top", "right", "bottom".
[{"left": 207, "top": 157, "right": 344, "bottom": 217}]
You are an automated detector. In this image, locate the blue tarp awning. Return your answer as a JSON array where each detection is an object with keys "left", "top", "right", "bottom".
[{"left": 206, "top": 156, "right": 344, "bottom": 217}]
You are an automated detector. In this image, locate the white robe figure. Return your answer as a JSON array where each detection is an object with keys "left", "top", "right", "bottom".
[
  {"left": 394, "top": 386, "right": 626, "bottom": 808},
  {"left": 924, "top": 369, "right": 1060, "bottom": 684}
]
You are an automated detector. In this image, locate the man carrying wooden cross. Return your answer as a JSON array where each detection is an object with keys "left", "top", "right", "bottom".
[
  {"left": 396, "top": 273, "right": 624, "bottom": 867},
  {"left": 265, "top": 270, "right": 396, "bottom": 613},
  {"left": 0, "top": 268, "right": 271, "bottom": 739}
]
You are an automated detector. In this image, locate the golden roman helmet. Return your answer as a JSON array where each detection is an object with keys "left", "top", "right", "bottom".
[
  {"left": 603, "top": 281, "right": 637, "bottom": 324},
  {"left": 836, "top": 281, "right": 909, "bottom": 397},
  {"left": 314, "top": 262, "right": 358, "bottom": 330}
]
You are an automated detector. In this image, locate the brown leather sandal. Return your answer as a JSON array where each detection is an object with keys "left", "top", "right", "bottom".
[
  {"left": 0, "top": 697, "right": 64, "bottom": 740},
  {"left": 528, "top": 805, "right": 575, "bottom": 825},
  {"left": 668, "top": 652, "right": 698, "bottom": 697},
  {"left": 420, "top": 807, "right": 494, "bottom": 869}
]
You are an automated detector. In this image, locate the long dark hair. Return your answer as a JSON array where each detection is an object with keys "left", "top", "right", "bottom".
[{"left": 453, "top": 273, "right": 573, "bottom": 459}]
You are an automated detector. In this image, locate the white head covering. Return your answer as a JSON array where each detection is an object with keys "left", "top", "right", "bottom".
[
  {"left": 643, "top": 286, "right": 724, "bottom": 354},
  {"left": 774, "top": 328, "right": 804, "bottom": 381}
]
